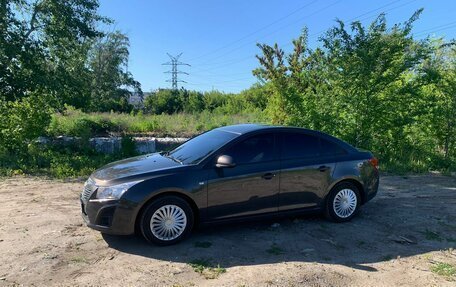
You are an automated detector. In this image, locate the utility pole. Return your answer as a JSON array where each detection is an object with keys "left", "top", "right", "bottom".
[{"left": 162, "top": 53, "right": 190, "bottom": 90}]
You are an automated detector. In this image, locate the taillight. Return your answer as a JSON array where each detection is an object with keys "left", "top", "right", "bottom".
[{"left": 369, "top": 157, "right": 379, "bottom": 170}]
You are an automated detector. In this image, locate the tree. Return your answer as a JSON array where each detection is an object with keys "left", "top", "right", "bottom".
[
  {"left": 422, "top": 41, "right": 456, "bottom": 159},
  {"left": 254, "top": 41, "right": 296, "bottom": 125},
  {"left": 254, "top": 29, "right": 326, "bottom": 127},
  {"left": 320, "top": 10, "right": 431, "bottom": 149},
  {"left": 183, "top": 90, "right": 204, "bottom": 113},
  {"left": 238, "top": 83, "right": 268, "bottom": 110},
  {"left": 0, "top": 0, "right": 106, "bottom": 153},
  {"left": 253, "top": 10, "right": 454, "bottom": 170},
  {"left": 88, "top": 31, "right": 142, "bottom": 112},
  {"left": 202, "top": 90, "right": 228, "bottom": 111},
  {"left": 0, "top": 92, "right": 52, "bottom": 152},
  {"left": 0, "top": 0, "right": 106, "bottom": 102},
  {"left": 144, "top": 89, "right": 181, "bottom": 114}
]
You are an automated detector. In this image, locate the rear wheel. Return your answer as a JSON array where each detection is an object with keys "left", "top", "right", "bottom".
[
  {"left": 325, "top": 182, "right": 361, "bottom": 222},
  {"left": 140, "top": 196, "right": 194, "bottom": 245}
]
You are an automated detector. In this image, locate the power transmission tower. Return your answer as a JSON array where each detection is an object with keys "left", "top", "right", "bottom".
[{"left": 162, "top": 53, "right": 190, "bottom": 90}]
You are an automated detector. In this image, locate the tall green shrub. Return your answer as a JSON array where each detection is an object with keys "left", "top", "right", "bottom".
[{"left": 0, "top": 94, "right": 52, "bottom": 152}]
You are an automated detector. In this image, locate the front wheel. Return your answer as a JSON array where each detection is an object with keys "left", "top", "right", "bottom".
[
  {"left": 325, "top": 182, "right": 361, "bottom": 222},
  {"left": 140, "top": 196, "right": 194, "bottom": 245}
]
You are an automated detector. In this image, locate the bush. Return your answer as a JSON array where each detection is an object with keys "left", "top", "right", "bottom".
[
  {"left": 121, "top": 135, "right": 136, "bottom": 157},
  {"left": 144, "top": 89, "right": 182, "bottom": 114},
  {"left": 0, "top": 94, "right": 52, "bottom": 153},
  {"left": 0, "top": 141, "right": 129, "bottom": 178},
  {"left": 48, "top": 106, "right": 120, "bottom": 137},
  {"left": 47, "top": 108, "right": 268, "bottom": 137}
]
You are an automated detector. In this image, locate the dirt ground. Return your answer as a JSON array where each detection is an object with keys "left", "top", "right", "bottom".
[{"left": 1, "top": 174, "right": 456, "bottom": 287}]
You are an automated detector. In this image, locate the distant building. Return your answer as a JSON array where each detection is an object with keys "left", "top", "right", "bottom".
[{"left": 128, "top": 92, "right": 144, "bottom": 108}]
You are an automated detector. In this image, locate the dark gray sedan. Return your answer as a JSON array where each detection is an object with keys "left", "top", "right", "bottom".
[{"left": 81, "top": 124, "right": 379, "bottom": 245}]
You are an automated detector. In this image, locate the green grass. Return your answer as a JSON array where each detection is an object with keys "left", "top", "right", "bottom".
[
  {"left": 0, "top": 108, "right": 266, "bottom": 178},
  {"left": 266, "top": 243, "right": 285, "bottom": 255},
  {"left": 69, "top": 256, "right": 87, "bottom": 264},
  {"left": 0, "top": 143, "right": 127, "bottom": 178},
  {"left": 0, "top": 106, "right": 264, "bottom": 178},
  {"left": 189, "top": 258, "right": 210, "bottom": 274},
  {"left": 188, "top": 259, "right": 226, "bottom": 279},
  {"left": 2, "top": 106, "right": 455, "bottom": 178},
  {"left": 48, "top": 108, "right": 267, "bottom": 138},
  {"left": 421, "top": 230, "right": 443, "bottom": 242},
  {"left": 431, "top": 262, "right": 456, "bottom": 279}
]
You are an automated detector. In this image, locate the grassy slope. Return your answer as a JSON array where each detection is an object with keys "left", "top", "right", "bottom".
[{"left": 47, "top": 109, "right": 268, "bottom": 138}]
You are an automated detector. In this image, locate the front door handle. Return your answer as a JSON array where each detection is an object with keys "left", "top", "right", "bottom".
[
  {"left": 261, "top": 173, "right": 275, "bottom": 180},
  {"left": 318, "top": 165, "right": 330, "bottom": 172}
]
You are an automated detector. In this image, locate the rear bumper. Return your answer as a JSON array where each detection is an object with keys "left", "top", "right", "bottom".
[
  {"left": 81, "top": 198, "right": 136, "bottom": 235},
  {"left": 364, "top": 171, "right": 379, "bottom": 203},
  {"left": 365, "top": 177, "right": 379, "bottom": 202}
]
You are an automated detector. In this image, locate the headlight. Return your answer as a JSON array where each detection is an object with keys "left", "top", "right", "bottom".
[{"left": 96, "top": 180, "right": 142, "bottom": 200}]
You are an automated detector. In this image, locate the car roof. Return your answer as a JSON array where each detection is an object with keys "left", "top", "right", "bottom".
[
  {"left": 215, "top": 124, "right": 357, "bottom": 152},
  {"left": 215, "top": 124, "right": 272, "bottom": 135},
  {"left": 216, "top": 124, "right": 318, "bottom": 135}
]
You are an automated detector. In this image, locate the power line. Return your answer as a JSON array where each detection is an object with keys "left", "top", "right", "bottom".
[
  {"left": 162, "top": 53, "right": 190, "bottom": 90},
  {"left": 187, "top": 77, "right": 253, "bottom": 85},
  {"left": 345, "top": 0, "right": 404, "bottom": 22},
  {"left": 186, "top": 82, "right": 250, "bottom": 90},
  {"left": 193, "top": 0, "right": 417, "bottom": 73},
  {"left": 416, "top": 25, "right": 456, "bottom": 37},
  {"left": 188, "top": 1, "right": 342, "bottom": 77},
  {"left": 280, "top": 0, "right": 417, "bottom": 50},
  {"left": 188, "top": 0, "right": 320, "bottom": 62},
  {"left": 413, "top": 21, "right": 456, "bottom": 37},
  {"left": 355, "top": 0, "right": 417, "bottom": 23},
  {"left": 193, "top": 0, "right": 342, "bottom": 68},
  {"left": 187, "top": 0, "right": 431, "bottom": 91},
  {"left": 191, "top": 55, "right": 254, "bottom": 74},
  {"left": 190, "top": 71, "right": 252, "bottom": 78}
]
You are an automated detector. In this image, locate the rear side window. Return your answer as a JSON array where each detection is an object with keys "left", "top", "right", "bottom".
[
  {"left": 225, "top": 133, "right": 274, "bottom": 165},
  {"left": 281, "top": 133, "right": 319, "bottom": 159},
  {"left": 320, "top": 138, "right": 347, "bottom": 156}
]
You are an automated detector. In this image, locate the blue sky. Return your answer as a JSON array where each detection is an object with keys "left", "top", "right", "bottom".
[{"left": 99, "top": 0, "right": 456, "bottom": 93}]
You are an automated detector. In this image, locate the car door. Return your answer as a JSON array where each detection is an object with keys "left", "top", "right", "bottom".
[
  {"left": 206, "top": 132, "right": 280, "bottom": 220},
  {"left": 278, "top": 132, "right": 336, "bottom": 211}
]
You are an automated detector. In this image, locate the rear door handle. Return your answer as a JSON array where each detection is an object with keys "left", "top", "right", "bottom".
[
  {"left": 261, "top": 173, "right": 275, "bottom": 180},
  {"left": 318, "top": 165, "right": 330, "bottom": 172}
]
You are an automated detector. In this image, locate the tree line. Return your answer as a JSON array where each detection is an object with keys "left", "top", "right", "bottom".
[
  {"left": 0, "top": 1, "right": 454, "bottom": 173},
  {"left": 0, "top": 0, "right": 141, "bottom": 152},
  {"left": 143, "top": 86, "right": 267, "bottom": 115},
  {"left": 254, "top": 10, "right": 455, "bottom": 171}
]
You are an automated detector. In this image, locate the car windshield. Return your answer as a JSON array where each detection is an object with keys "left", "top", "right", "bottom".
[{"left": 166, "top": 129, "right": 238, "bottom": 164}]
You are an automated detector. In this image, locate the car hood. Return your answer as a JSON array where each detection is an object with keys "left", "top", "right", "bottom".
[{"left": 91, "top": 153, "right": 183, "bottom": 182}]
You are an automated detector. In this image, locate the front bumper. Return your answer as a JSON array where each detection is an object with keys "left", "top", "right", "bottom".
[{"left": 81, "top": 197, "right": 136, "bottom": 235}]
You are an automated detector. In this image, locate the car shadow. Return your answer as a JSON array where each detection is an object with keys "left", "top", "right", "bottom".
[{"left": 102, "top": 176, "right": 456, "bottom": 269}]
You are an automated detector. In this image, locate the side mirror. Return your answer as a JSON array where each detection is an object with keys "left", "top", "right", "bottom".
[{"left": 215, "top": 155, "right": 236, "bottom": 168}]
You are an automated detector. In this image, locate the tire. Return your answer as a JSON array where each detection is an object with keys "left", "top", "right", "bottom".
[
  {"left": 140, "top": 195, "right": 194, "bottom": 245},
  {"left": 325, "top": 182, "right": 361, "bottom": 222}
]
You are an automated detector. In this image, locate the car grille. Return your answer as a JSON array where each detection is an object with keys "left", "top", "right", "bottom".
[{"left": 81, "top": 178, "right": 96, "bottom": 203}]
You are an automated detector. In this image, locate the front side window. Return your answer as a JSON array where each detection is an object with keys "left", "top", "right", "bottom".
[
  {"left": 225, "top": 133, "right": 274, "bottom": 165},
  {"left": 281, "top": 133, "right": 320, "bottom": 159},
  {"left": 168, "top": 130, "right": 238, "bottom": 164}
]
